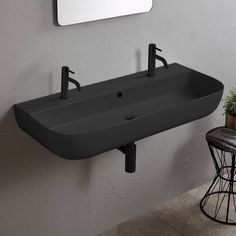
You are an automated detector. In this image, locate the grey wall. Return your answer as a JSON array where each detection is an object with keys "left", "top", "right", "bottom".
[{"left": 0, "top": 0, "right": 234, "bottom": 235}]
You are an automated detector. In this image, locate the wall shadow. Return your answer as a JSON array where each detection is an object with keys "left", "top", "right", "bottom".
[
  {"left": 135, "top": 49, "right": 142, "bottom": 72},
  {"left": 0, "top": 114, "right": 92, "bottom": 194},
  {"left": 166, "top": 117, "right": 216, "bottom": 194},
  {"left": 1, "top": 126, "right": 90, "bottom": 192},
  {"left": 52, "top": 0, "right": 59, "bottom": 26}
]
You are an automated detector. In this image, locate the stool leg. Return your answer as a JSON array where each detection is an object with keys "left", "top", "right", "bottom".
[
  {"left": 226, "top": 154, "right": 235, "bottom": 223},
  {"left": 201, "top": 174, "right": 219, "bottom": 208},
  {"left": 200, "top": 144, "right": 236, "bottom": 225},
  {"left": 208, "top": 142, "right": 220, "bottom": 172}
]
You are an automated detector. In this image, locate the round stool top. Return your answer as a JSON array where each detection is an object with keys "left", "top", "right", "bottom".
[{"left": 206, "top": 127, "right": 236, "bottom": 153}]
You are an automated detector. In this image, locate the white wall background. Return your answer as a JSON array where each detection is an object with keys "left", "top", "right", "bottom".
[{"left": 0, "top": 0, "right": 234, "bottom": 235}]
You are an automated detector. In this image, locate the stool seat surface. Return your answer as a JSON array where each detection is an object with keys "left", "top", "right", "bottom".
[{"left": 206, "top": 127, "right": 236, "bottom": 153}]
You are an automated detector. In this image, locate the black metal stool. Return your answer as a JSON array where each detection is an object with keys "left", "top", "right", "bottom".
[{"left": 200, "top": 127, "right": 236, "bottom": 225}]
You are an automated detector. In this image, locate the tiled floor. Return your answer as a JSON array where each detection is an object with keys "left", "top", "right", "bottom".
[{"left": 98, "top": 182, "right": 236, "bottom": 236}]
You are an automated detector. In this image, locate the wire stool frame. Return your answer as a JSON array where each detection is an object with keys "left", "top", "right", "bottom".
[{"left": 200, "top": 141, "right": 236, "bottom": 225}]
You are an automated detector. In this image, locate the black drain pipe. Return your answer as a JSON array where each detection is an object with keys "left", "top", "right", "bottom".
[{"left": 118, "top": 143, "right": 136, "bottom": 173}]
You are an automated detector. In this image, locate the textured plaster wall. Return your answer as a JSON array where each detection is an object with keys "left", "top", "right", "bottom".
[{"left": 0, "top": 0, "right": 234, "bottom": 235}]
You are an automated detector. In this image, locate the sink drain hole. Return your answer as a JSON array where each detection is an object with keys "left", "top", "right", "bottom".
[{"left": 117, "top": 92, "right": 123, "bottom": 98}]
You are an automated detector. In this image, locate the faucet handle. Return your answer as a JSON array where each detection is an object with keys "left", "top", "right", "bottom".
[
  {"left": 69, "top": 69, "right": 75, "bottom": 75},
  {"left": 149, "top": 43, "right": 162, "bottom": 52},
  {"left": 155, "top": 47, "right": 162, "bottom": 52},
  {"left": 62, "top": 66, "right": 75, "bottom": 76}
]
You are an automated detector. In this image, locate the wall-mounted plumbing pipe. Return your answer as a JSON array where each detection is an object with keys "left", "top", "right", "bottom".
[{"left": 118, "top": 143, "right": 136, "bottom": 173}]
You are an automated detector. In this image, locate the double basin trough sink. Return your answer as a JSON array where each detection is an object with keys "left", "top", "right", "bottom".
[{"left": 14, "top": 63, "right": 224, "bottom": 172}]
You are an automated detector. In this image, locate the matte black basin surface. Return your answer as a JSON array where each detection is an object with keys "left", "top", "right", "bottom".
[{"left": 14, "top": 63, "right": 224, "bottom": 159}]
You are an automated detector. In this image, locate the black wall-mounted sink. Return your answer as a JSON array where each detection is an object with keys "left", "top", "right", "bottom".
[{"left": 14, "top": 63, "right": 224, "bottom": 160}]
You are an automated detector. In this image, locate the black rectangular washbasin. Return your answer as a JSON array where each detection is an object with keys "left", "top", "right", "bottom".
[{"left": 14, "top": 63, "right": 224, "bottom": 160}]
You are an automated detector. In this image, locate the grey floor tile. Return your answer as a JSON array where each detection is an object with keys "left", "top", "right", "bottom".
[
  {"left": 188, "top": 182, "right": 211, "bottom": 199},
  {"left": 97, "top": 213, "right": 181, "bottom": 236},
  {"left": 191, "top": 221, "right": 236, "bottom": 236},
  {"left": 151, "top": 190, "right": 214, "bottom": 235},
  {"left": 99, "top": 180, "right": 236, "bottom": 236}
]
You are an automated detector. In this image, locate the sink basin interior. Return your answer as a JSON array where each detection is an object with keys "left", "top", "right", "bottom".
[{"left": 31, "top": 70, "right": 222, "bottom": 135}]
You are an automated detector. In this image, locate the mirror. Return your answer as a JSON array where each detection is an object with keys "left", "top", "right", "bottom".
[{"left": 57, "top": 0, "right": 153, "bottom": 26}]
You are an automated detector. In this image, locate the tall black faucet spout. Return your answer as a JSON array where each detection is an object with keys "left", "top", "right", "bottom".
[
  {"left": 148, "top": 43, "right": 168, "bottom": 77},
  {"left": 61, "top": 66, "right": 81, "bottom": 99}
]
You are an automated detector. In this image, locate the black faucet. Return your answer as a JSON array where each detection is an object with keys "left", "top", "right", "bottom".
[
  {"left": 148, "top": 43, "right": 168, "bottom": 77},
  {"left": 60, "top": 66, "right": 81, "bottom": 99}
]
